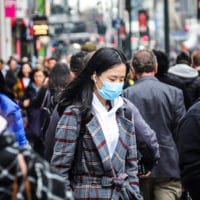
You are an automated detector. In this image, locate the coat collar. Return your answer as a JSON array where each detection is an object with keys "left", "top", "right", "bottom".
[
  {"left": 86, "top": 106, "right": 134, "bottom": 175},
  {"left": 135, "top": 75, "right": 158, "bottom": 84}
]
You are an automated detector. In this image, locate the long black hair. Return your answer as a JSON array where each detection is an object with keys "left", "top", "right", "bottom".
[
  {"left": 0, "top": 71, "right": 15, "bottom": 100},
  {"left": 58, "top": 47, "right": 130, "bottom": 117}
]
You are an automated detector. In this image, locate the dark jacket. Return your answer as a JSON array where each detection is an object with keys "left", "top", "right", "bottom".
[
  {"left": 168, "top": 72, "right": 200, "bottom": 105},
  {"left": 178, "top": 101, "right": 200, "bottom": 187},
  {"left": 20, "top": 83, "right": 43, "bottom": 137},
  {"left": 123, "top": 76, "right": 186, "bottom": 178},
  {"left": 5, "top": 69, "right": 18, "bottom": 92},
  {"left": 157, "top": 73, "right": 192, "bottom": 109}
]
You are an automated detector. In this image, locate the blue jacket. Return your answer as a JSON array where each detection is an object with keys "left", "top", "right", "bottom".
[{"left": 0, "top": 93, "right": 27, "bottom": 146}]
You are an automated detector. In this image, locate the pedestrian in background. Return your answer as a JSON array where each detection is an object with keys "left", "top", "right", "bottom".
[
  {"left": 124, "top": 49, "right": 186, "bottom": 200},
  {"left": 13, "top": 62, "right": 32, "bottom": 100},
  {"left": 153, "top": 49, "right": 191, "bottom": 109},
  {"left": 20, "top": 67, "right": 48, "bottom": 154},
  {"left": 0, "top": 70, "right": 27, "bottom": 146},
  {"left": 5, "top": 57, "right": 18, "bottom": 93},
  {"left": 168, "top": 52, "right": 200, "bottom": 104},
  {"left": 178, "top": 100, "right": 200, "bottom": 200},
  {"left": 44, "top": 52, "right": 89, "bottom": 162},
  {"left": 51, "top": 47, "right": 143, "bottom": 199},
  {"left": 191, "top": 49, "right": 200, "bottom": 74}
]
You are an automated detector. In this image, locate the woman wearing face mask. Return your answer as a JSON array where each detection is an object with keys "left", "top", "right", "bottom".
[{"left": 51, "top": 47, "right": 144, "bottom": 200}]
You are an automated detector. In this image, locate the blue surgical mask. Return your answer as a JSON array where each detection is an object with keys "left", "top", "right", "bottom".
[{"left": 97, "top": 79, "right": 124, "bottom": 100}]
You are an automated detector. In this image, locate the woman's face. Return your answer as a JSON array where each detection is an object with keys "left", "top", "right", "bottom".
[
  {"left": 94, "top": 63, "right": 126, "bottom": 89},
  {"left": 22, "top": 64, "right": 32, "bottom": 77},
  {"left": 33, "top": 70, "right": 46, "bottom": 87}
]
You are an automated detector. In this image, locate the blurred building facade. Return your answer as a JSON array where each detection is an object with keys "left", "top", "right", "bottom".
[{"left": 0, "top": 0, "right": 199, "bottom": 62}]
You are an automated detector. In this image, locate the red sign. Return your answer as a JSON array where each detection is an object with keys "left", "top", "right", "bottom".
[
  {"left": 138, "top": 10, "right": 148, "bottom": 33},
  {"left": 4, "top": 0, "right": 16, "bottom": 18}
]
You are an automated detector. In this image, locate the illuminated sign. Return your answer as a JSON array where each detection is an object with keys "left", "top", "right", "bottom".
[
  {"left": 138, "top": 9, "right": 149, "bottom": 38},
  {"left": 33, "top": 15, "right": 48, "bottom": 36}
]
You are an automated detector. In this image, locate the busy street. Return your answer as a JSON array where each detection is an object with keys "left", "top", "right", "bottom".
[{"left": 0, "top": 0, "right": 200, "bottom": 199}]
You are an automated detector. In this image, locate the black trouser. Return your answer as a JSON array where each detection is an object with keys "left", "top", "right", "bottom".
[{"left": 185, "top": 181, "right": 200, "bottom": 200}]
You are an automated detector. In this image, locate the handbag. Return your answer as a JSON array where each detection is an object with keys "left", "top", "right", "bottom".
[{"left": 11, "top": 154, "right": 31, "bottom": 200}]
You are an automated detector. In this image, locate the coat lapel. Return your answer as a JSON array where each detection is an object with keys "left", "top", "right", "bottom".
[
  {"left": 111, "top": 114, "right": 134, "bottom": 172},
  {"left": 86, "top": 115, "right": 113, "bottom": 175}
]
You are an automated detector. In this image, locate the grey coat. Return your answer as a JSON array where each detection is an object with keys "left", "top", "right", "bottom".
[{"left": 123, "top": 76, "right": 186, "bottom": 178}]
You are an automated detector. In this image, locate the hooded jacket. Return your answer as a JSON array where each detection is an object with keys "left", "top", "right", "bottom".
[{"left": 168, "top": 64, "right": 200, "bottom": 104}]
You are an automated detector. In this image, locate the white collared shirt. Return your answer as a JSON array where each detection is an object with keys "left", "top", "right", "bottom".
[{"left": 92, "top": 93, "right": 124, "bottom": 158}]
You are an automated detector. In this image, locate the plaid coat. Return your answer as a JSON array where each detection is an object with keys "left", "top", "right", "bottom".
[{"left": 51, "top": 103, "right": 143, "bottom": 200}]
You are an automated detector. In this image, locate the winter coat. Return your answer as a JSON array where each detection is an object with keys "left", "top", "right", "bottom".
[
  {"left": 51, "top": 101, "right": 144, "bottom": 200},
  {"left": 0, "top": 93, "right": 27, "bottom": 146},
  {"left": 45, "top": 101, "right": 160, "bottom": 167},
  {"left": 20, "top": 83, "right": 43, "bottom": 137},
  {"left": 123, "top": 76, "right": 186, "bottom": 178},
  {"left": 178, "top": 101, "right": 200, "bottom": 187},
  {"left": 168, "top": 64, "right": 200, "bottom": 104}
]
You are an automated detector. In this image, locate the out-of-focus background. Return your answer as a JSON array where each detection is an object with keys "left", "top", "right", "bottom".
[{"left": 0, "top": 0, "right": 200, "bottom": 62}]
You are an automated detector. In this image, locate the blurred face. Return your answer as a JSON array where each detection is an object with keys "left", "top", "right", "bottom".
[
  {"left": 33, "top": 70, "right": 46, "bottom": 87},
  {"left": 22, "top": 64, "right": 32, "bottom": 77},
  {"left": 48, "top": 59, "right": 57, "bottom": 71},
  {"left": 0, "top": 62, "right": 3, "bottom": 70},
  {"left": 9, "top": 59, "right": 17, "bottom": 71}
]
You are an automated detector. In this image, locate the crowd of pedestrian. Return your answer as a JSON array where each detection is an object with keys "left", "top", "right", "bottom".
[{"left": 0, "top": 42, "right": 200, "bottom": 199}]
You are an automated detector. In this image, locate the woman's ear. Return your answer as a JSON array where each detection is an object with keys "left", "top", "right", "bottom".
[{"left": 91, "top": 74, "right": 96, "bottom": 82}]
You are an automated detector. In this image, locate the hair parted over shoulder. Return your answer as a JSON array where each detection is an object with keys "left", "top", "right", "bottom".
[
  {"left": 58, "top": 47, "right": 130, "bottom": 117},
  {"left": 132, "top": 49, "right": 157, "bottom": 73}
]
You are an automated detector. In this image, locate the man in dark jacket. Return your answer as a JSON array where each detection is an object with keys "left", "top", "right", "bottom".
[
  {"left": 178, "top": 101, "right": 200, "bottom": 200},
  {"left": 123, "top": 49, "right": 186, "bottom": 200},
  {"left": 153, "top": 49, "right": 191, "bottom": 109}
]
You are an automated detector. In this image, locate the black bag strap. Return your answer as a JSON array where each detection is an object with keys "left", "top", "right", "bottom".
[{"left": 41, "top": 89, "right": 51, "bottom": 109}]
